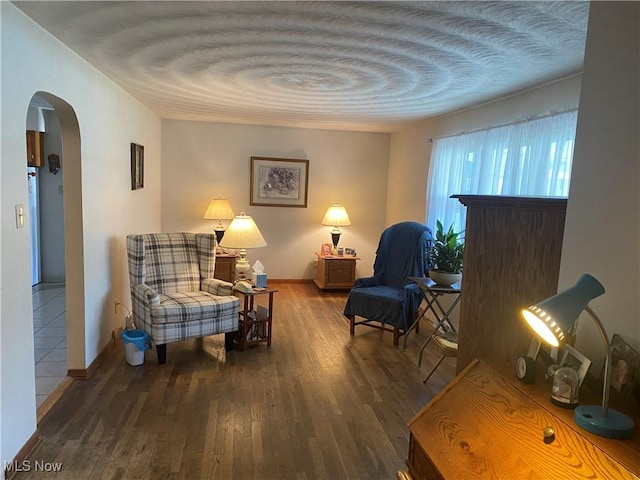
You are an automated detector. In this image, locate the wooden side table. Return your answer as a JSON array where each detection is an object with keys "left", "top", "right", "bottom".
[
  {"left": 314, "top": 252, "right": 360, "bottom": 290},
  {"left": 214, "top": 252, "right": 238, "bottom": 283},
  {"left": 234, "top": 287, "right": 278, "bottom": 351}
]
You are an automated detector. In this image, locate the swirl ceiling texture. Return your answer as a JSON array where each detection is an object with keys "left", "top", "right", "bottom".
[{"left": 15, "top": 1, "right": 589, "bottom": 133}]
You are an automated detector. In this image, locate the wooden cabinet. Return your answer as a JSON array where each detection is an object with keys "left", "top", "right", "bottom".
[
  {"left": 214, "top": 253, "right": 237, "bottom": 283},
  {"left": 314, "top": 252, "right": 359, "bottom": 290},
  {"left": 26, "top": 130, "right": 44, "bottom": 167},
  {"left": 407, "top": 360, "right": 640, "bottom": 479},
  {"left": 452, "top": 195, "right": 567, "bottom": 374}
]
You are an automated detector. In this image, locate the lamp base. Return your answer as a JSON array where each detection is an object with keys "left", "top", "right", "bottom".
[
  {"left": 214, "top": 229, "right": 225, "bottom": 254},
  {"left": 331, "top": 231, "right": 341, "bottom": 256},
  {"left": 236, "top": 249, "right": 251, "bottom": 281},
  {"left": 574, "top": 405, "right": 634, "bottom": 439}
]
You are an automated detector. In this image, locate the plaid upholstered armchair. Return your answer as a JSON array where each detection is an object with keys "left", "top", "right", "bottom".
[{"left": 126, "top": 233, "right": 240, "bottom": 364}]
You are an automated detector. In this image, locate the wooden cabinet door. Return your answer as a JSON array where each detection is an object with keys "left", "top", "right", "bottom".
[{"left": 26, "top": 130, "right": 44, "bottom": 167}]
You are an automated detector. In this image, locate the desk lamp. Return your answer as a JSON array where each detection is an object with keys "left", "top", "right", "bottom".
[
  {"left": 521, "top": 273, "right": 634, "bottom": 439},
  {"left": 219, "top": 212, "right": 267, "bottom": 281},
  {"left": 203, "top": 198, "right": 235, "bottom": 249},
  {"left": 322, "top": 205, "right": 351, "bottom": 255}
]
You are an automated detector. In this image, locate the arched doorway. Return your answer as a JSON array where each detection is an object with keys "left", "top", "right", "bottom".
[{"left": 27, "top": 92, "right": 85, "bottom": 414}]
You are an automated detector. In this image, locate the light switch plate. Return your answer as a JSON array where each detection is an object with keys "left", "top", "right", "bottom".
[{"left": 15, "top": 204, "right": 25, "bottom": 229}]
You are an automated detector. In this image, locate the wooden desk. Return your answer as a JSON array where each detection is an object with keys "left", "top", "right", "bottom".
[{"left": 407, "top": 360, "right": 639, "bottom": 479}]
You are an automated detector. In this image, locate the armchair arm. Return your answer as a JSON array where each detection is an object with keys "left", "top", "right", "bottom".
[
  {"left": 354, "top": 276, "right": 378, "bottom": 288},
  {"left": 132, "top": 283, "right": 160, "bottom": 307},
  {"left": 202, "top": 278, "right": 234, "bottom": 296}
]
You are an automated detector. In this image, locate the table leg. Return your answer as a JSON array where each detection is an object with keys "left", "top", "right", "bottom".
[
  {"left": 418, "top": 292, "right": 461, "bottom": 366},
  {"left": 267, "top": 292, "right": 274, "bottom": 346}
]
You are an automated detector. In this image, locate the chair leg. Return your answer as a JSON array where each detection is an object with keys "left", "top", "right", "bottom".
[
  {"left": 423, "top": 355, "right": 445, "bottom": 384},
  {"left": 349, "top": 315, "right": 355, "bottom": 336},
  {"left": 224, "top": 332, "right": 235, "bottom": 351},
  {"left": 156, "top": 344, "right": 167, "bottom": 365},
  {"left": 393, "top": 327, "right": 399, "bottom": 346}
]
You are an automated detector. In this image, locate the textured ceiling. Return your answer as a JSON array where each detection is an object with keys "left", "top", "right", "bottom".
[{"left": 15, "top": 1, "right": 589, "bottom": 133}]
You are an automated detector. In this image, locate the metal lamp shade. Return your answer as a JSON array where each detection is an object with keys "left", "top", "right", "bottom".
[{"left": 521, "top": 273, "right": 605, "bottom": 347}]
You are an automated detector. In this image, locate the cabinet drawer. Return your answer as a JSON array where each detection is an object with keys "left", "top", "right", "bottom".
[{"left": 325, "top": 261, "right": 354, "bottom": 284}]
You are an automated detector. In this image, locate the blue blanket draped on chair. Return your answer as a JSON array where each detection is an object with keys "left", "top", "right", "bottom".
[{"left": 343, "top": 221, "right": 432, "bottom": 346}]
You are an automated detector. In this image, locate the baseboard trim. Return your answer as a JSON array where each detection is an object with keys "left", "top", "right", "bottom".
[
  {"left": 269, "top": 279, "right": 314, "bottom": 284},
  {"left": 4, "top": 430, "right": 40, "bottom": 480},
  {"left": 67, "top": 327, "right": 121, "bottom": 379}
]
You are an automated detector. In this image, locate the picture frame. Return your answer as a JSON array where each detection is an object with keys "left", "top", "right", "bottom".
[
  {"left": 250, "top": 156, "right": 309, "bottom": 207},
  {"left": 131, "top": 143, "right": 144, "bottom": 190},
  {"left": 609, "top": 333, "right": 640, "bottom": 402},
  {"left": 559, "top": 344, "right": 592, "bottom": 388},
  {"left": 320, "top": 243, "right": 332, "bottom": 256}
]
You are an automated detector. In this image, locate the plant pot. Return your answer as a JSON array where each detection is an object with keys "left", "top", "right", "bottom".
[{"left": 429, "top": 270, "right": 461, "bottom": 287}]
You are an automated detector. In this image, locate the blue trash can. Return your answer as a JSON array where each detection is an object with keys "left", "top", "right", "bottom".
[{"left": 121, "top": 329, "right": 151, "bottom": 366}]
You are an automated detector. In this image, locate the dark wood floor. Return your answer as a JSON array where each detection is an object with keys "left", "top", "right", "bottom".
[{"left": 16, "top": 282, "right": 456, "bottom": 480}]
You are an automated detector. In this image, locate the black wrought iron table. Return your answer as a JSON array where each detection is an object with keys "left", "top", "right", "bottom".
[{"left": 409, "top": 277, "right": 462, "bottom": 367}]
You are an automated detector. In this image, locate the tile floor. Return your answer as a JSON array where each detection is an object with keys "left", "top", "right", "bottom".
[{"left": 32, "top": 282, "right": 67, "bottom": 409}]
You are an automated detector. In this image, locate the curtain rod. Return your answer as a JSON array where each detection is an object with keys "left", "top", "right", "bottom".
[{"left": 426, "top": 107, "right": 578, "bottom": 143}]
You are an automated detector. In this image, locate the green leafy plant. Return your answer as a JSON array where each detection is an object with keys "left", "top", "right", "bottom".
[{"left": 429, "top": 220, "right": 464, "bottom": 273}]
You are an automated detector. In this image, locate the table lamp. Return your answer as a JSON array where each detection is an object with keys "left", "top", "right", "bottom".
[
  {"left": 521, "top": 273, "right": 634, "bottom": 439},
  {"left": 219, "top": 212, "right": 267, "bottom": 281},
  {"left": 322, "top": 204, "right": 351, "bottom": 255},
  {"left": 203, "top": 198, "right": 235, "bottom": 249}
]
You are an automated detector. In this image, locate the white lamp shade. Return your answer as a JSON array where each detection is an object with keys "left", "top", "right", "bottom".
[
  {"left": 203, "top": 198, "right": 235, "bottom": 220},
  {"left": 219, "top": 213, "right": 267, "bottom": 249},
  {"left": 322, "top": 205, "right": 351, "bottom": 226}
]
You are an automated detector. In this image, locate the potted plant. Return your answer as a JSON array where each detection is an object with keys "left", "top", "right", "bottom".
[{"left": 428, "top": 220, "right": 464, "bottom": 286}]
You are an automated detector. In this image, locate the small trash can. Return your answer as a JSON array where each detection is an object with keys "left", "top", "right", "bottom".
[{"left": 121, "top": 329, "right": 151, "bottom": 366}]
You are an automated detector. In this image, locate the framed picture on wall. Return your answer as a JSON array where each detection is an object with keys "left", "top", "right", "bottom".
[
  {"left": 250, "top": 156, "right": 309, "bottom": 207},
  {"left": 131, "top": 143, "right": 144, "bottom": 190}
]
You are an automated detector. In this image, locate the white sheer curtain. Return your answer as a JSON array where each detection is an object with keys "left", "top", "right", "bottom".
[{"left": 426, "top": 110, "right": 578, "bottom": 234}]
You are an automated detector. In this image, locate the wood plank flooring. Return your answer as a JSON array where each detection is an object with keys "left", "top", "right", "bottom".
[{"left": 15, "top": 282, "right": 456, "bottom": 480}]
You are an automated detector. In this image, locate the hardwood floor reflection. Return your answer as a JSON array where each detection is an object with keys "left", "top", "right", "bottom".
[{"left": 19, "top": 282, "right": 455, "bottom": 479}]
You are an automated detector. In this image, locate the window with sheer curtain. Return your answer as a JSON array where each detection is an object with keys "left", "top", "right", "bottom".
[{"left": 426, "top": 110, "right": 578, "bottom": 234}]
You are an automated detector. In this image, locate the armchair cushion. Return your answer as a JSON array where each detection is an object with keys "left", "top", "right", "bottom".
[
  {"left": 152, "top": 291, "right": 238, "bottom": 325},
  {"left": 344, "top": 284, "right": 421, "bottom": 331}
]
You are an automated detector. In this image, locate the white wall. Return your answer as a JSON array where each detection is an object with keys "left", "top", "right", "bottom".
[
  {"left": 1, "top": 3, "right": 161, "bottom": 467},
  {"left": 387, "top": 75, "right": 582, "bottom": 227},
  {"left": 161, "top": 121, "right": 390, "bottom": 279},
  {"left": 560, "top": 2, "right": 640, "bottom": 367},
  {"left": 40, "top": 109, "right": 65, "bottom": 282}
]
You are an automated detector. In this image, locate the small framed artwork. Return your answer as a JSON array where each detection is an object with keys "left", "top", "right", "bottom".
[
  {"left": 559, "top": 344, "right": 592, "bottom": 388},
  {"left": 320, "top": 243, "right": 332, "bottom": 256},
  {"left": 131, "top": 143, "right": 144, "bottom": 190},
  {"left": 250, "top": 156, "right": 309, "bottom": 207},
  {"left": 610, "top": 333, "right": 640, "bottom": 402}
]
